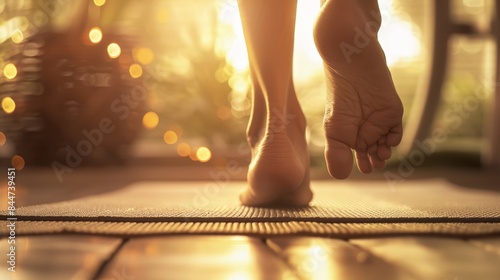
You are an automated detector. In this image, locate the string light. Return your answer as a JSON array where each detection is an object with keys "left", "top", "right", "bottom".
[
  {"left": 129, "top": 64, "right": 143, "bottom": 78},
  {"left": 163, "top": 131, "right": 178, "bottom": 144},
  {"left": 0, "top": 132, "right": 6, "bottom": 146},
  {"left": 93, "top": 0, "right": 106, "bottom": 7},
  {"left": 1, "top": 97, "right": 15, "bottom": 114},
  {"left": 89, "top": 27, "right": 103, "bottom": 43},
  {"left": 107, "top": 43, "right": 121, "bottom": 59},
  {"left": 11, "top": 155, "right": 25, "bottom": 170},
  {"left": 3, "top": 63, "right": 17, "bottom": 79},
  {"left": 196, "top": 147, "right": 212, "bottom": 162},
  {"left": 142, "top": 112, "right": 159, "bottom": 129},
  {"left": 177, "top": 143, "right": 191, "bottom": 157}
]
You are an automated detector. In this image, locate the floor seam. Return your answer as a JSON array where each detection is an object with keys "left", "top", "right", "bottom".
[{"left": 92, "top": 238, "right": 130, "bottom": 280}]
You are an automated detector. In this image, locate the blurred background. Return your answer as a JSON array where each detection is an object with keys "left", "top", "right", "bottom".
[{"left": 0, "top": 0, "right": 496, "bottom": 178}]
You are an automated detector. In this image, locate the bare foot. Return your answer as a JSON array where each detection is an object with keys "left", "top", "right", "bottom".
[
  {"left": 240, "top": 85, "right": 313, "bottom": 207},
  {"left": 314, "top": 0, "right": 404, "bottom": 179}
]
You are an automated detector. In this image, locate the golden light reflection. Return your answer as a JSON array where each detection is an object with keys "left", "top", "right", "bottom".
[
  {"left": 0, "top": 132, "right": 6, "bottom": 146},
  {"left": 299, "top": 244, "right": 332, "bottom": 280},
  {"left": 133, "top": 47, "right": 155, "bottom": 65},
  {"left": 107, "top": 43, "right": 122, "bottom": 59},
  {"left": 12, "top": 155, "right": 25, "bottom": 170},
  {"left": 93, "top": 0, "right": 106, "bottom": 7},
  {"left": 11, "top": 30, "right": 23, "bottom": 43},
  {"left": 142, "top": 111, "right": 159, "bottom": 129},
  {"left": 163, "top": 130, "right": 178, "bottom": 144},
  {"left": 1, "top": 97, "right": 16, "bottom": 114},
  {"left": 196, "top": 147, "right": 212, "bottom": 162},
  {"left": 3, "top": 63, "right": 17, "bottom": 80},
  {"left": 177, "top": 143, "right": 191, "bottom": 157},
  {"left": 89, "top": 27, "right": 103, "bottom": 44},
  {"left": 129, "top": 64, "right": 143, "bottom": 78}
]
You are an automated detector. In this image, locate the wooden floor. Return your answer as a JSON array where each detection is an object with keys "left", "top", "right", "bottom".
[
  {"left": 1, "top": 166, "right": 499, "bottom": 280},
  {"left": 1, "top": 235, "right": 500, "bottom": 279}
]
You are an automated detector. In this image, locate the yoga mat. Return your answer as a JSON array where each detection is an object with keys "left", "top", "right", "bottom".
[{"left": 1, "top": 179, "right": 499, "bottom": 223}]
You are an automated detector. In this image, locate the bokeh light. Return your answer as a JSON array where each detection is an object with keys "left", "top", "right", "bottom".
[
  {"left": 142, "top": 112, "right": 159, "bottom": 129},
  {"left": 133, "top": 47, "right": 155, "bottom": 65},
  {"left": 93, "top": 0, "right": 106, "bottom": 7},
  {"left": 1, "top": 97, "right": 16, "bottom": 114},
  {"left": 163, "top": 130, "right": 178, "bottom": 145},
  {"left": 89, "top": 27, "right": 103, "bottom": 43},
  {"left": 177, "top": 143, "right": 191, "bottom": 157},
  {"left": 189, "top": 150, "right": 199, "bottom": 161},
  {"left": 3, "top": 63, "right": 17, "bottom": 80},
  {"left": 11, "top": 30, "right": 23, "bottom": 43},
  {"left": 129, "top": 64, "right": 143, "bottom": 78},
  {"left": 107, "top": 43, "right": 122, "bottom": 59},
  {"left": 196, "top": 147, "right": 212, "bottom": 162},
  {"left": 0, "top": 132, "right": 6, "bottom": 146},
  {"left": 11, "top": 155, "right": 25, "bottom": 171}
]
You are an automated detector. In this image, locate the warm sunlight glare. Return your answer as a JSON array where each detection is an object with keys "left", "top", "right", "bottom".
[
  {"left": 217, "top": 0, "right": 421, "bottom": 79},
  {"left": 379, "top": 19, "right": 421, "bottom": 66},
  {"left": 217, "top": 0, "right": 248, "bottom": 72},
  {"left": 378, "top": 0, "right": 421, "bottom": 65}
]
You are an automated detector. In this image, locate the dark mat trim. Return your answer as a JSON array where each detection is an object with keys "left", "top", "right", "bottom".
[{"left": 2, "top": 221, "right": 500, "bottom": 238}]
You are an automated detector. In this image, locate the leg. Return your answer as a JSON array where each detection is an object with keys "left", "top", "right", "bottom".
[
  {"left": 238, "top": 0, "right": 312, "bottom": 206},
  {"left": 314, "top": 0, "right": 404, "bottom": 179}
]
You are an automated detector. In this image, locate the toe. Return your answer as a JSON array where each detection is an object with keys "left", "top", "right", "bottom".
[
  {"left": 386, "top": 123, "right": 403, "bottom": 147},
  {"left": 377, "top": 143, "right": 392, "bottom": 160},
  {"left": 325, "top": 137, "right": 353, "bottom": 179},
  {"left": 355, "top": 150, "right": 373, "bottom": 174},
  {"left": 367, "top": 144, "right": 385, "bottom": 168},
  {"left": 369, "top": 153, "right": 386, "bottom": 169}
]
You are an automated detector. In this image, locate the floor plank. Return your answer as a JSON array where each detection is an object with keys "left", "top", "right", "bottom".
[
  {"left": 98, "top": 235, "right": 298, "bottom": 280},
  {"left": 0, "top": 235, "right": 122, "bottom": 280},
  {"left": 351, "top": 237, "right": 500, "bottom": 280},
  {"left": 267, "top": 237, "right": 414, "bottom": 280}
]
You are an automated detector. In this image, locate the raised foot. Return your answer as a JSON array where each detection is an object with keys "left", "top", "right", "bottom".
[{"left": 314, "top": 0, "right": 404, "bottom": 179}]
